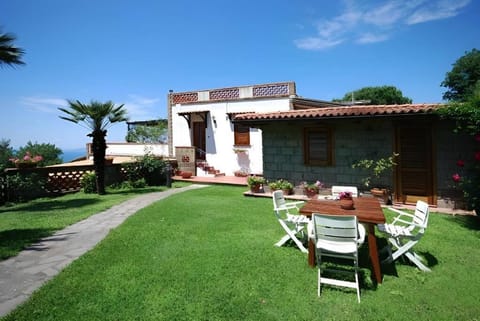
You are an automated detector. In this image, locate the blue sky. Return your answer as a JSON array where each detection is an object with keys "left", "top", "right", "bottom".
[{"left": 1, "top": 0, "right": 479, "bottom": 151}]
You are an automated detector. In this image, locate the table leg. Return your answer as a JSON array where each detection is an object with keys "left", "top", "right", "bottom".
[
  {"left": 308, "top": 238, "right": 315, "bottom": 267},
  {"left": 367, "top": 223, "right": 382, "bottom": 284}
]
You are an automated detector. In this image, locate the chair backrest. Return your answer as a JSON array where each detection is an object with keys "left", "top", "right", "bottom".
[
  {"left": 272, "top": 190, "right": 287, "bottom": 211},
  {"left": 331, "top": 186, "right": 358, "bottom": 198},
  {"left": 313, "top": 214, "right": 359, "bottom": 245},
  {"left": 413, "top": 200, "right": 430, "bottom": 229}
]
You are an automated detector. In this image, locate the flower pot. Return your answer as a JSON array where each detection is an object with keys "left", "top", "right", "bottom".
[
  {"left": 340, "top": 198, "right": 355, "bottom": 210},
  {"left": 305, "top": 189, "right": 318, "bottom": 198},
  {"left": 250, "top": 184, "right": 262, "bottom": 193},
  {"left": 15, "top": 162, "right": 37, "bottom": 169},
  {"left": 181, "top": 171, "right": 193, "bottom": 179}
]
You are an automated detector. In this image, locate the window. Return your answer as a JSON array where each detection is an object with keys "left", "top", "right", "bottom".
[
  {"left": 304, "top": 127, "right": 334, "bottom": 166},
  {"left": 234, "top": 123, "right": 250, "bottom": 146}
]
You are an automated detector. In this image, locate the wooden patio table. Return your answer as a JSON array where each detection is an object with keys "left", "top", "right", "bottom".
[{"left": 299, "top": 197, "right": 386, "bottom": 284}]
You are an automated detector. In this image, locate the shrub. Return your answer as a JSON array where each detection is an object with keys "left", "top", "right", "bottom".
[
  {"left": 122, "top": 153, "right": 166, "bottom": 186},
  {"left": 80, "top": 172, "right": 97, "bottom": 193},
  {"left": 5, "top": 172, "right": 46, "bottom": 202}
]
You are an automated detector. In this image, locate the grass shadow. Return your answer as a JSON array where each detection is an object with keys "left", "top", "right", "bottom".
[
  {"left": 0, "top": 228, "right": 55, "bottom": 260},
  {"left": 0, "top": 198, "right": 101, "bottom": 213},
  {"left": 451, "top": 214, "right": 480, "bottom": 231}
]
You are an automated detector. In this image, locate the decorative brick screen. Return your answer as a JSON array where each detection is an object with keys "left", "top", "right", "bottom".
[
  {"left": 175, "top": 146, "right": 196, "bottom": 175},
  {"left": 172, "top": 92, "right": 199, "bottom": 104},
  {"left": 253, "top": 83, "right": 289, "bottom": 97},
  {"left": 209, "top": 88, "right": 240, "bottom": 100}
]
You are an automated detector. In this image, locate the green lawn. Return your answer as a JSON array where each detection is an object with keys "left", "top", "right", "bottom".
[
  {"left": 0, "top": 186, "right": 169, "bottom": 260},
  {"left": 2, "top": 185, "right": 480, "bottom": 320}
]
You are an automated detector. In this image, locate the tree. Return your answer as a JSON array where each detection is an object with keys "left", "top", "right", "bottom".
[
  {"left": 334, "top": 86, "right": 412, "bottom": 105},
  {"left": 16, "top": 141, "right": 63, "bottom": 166},
  {"left": 0, "top": 30, "right": 25, "bottom": 68},
  {"left": 125, "top": 120, "right": 167, "bottom": 143},
  {"left": 0, "top": 139, "right": 14, "bottom": 172},
  {"left": 441, "top": 48, "right": 480, "bottom": 102},
  {"left": 59, "top": 100, "right": 128, "bottom": 195}
]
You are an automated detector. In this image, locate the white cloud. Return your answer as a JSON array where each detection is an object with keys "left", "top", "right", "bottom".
[
  {"left": 20, "top": 95, "right": 163, "bottom": 122},
  {"left": 356, "top": 32, "right": 389, "bottom": 44},
  {"left": 21, "top": 97, "right": 68, "bottom": 113},
  {"left": 294, "top": 0, "right": 471, "bottom": 51},
  {"left": 362, "top": 1, "right": 407, "bottom": 26},
  {"left": 294, "top": 37, "right": 344, "bottom": 50},
  {"left": 406, "top": 0, "right": 471, "bottom": 25},
  {"left": 123, "top": 95, "right": 162, "bottom": 121}
]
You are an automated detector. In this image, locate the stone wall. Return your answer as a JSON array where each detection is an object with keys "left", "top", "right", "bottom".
[
  {"left": 262, "top": 119, "right": 394, "bottom": 190},
  {"left": 261, "top": 117, "right": 475, "bottom": 210}
]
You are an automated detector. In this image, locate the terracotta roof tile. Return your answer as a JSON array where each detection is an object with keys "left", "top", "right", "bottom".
[{"left": 233, "top": 104, "right": 443, "bottom": 122}]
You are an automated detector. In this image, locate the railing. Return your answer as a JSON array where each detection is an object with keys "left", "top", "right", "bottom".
[{"left": 1, "top": 164, "right": 122, "bottom": 204}]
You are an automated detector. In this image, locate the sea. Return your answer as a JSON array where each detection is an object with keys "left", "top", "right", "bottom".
[{"left": 61, "top": 148, "right": 87, "bottom": 163}]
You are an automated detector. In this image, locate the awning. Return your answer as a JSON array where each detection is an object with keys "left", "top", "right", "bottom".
[{"left": 177, "top": 110, "right": 209, "bottom": 128}]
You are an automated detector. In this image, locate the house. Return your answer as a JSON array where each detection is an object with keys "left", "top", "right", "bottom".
[
  {"left": 167, "top": 81, "right": 343, "bottom": 176},
  {"left": 232, "top": 104, "right": 475, "bottom": 209}
]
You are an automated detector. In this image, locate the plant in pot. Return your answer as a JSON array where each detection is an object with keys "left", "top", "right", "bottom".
[
  {"left": 301, "top": 180, "right": 324, "bottom": 198},
  {"left": 247, "top": 175, "right": 266, "bottom": 193},
  {"left": 351, "top": 153, "right": 399, "bottom": 204},
  {"left": 269, "top": 179, "right": 293, "bottom": 195}
]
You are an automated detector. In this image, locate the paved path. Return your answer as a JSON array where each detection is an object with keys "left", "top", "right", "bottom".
[{"left": 0, "top": 184, "right": 206, "bottom": 317}]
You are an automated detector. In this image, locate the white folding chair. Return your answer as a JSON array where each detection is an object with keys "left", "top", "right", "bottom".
[
  {"left": 331, "top": 186, "right": 359, "bottom": 198},
  {"left": 313, "top": 213, "right": 363, "bottom": 303},
  {"left": 377, "top": 200, "right": 431, "bottom": 272},
  {"left": 272, "top": 190, "right": 309, "bottom": 253}
]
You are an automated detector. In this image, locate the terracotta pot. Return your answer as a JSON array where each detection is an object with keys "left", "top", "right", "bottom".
[
  {"left": 250, "top": 184, "right": 262, "bottom": 193},
  {"left": 340, "top": 198, "right": 355, "bottom": 210},
  {"left": 181, "top": 171, "right": 193, "bottom": 178},
  {"left": 305, "top": 189, "right": 318, "bottom": 198},
  {"left": 15, "top": 162, "right": 37, "bottom": 169}
]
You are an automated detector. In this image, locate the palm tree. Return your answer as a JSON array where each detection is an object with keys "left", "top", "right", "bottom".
[
  {"left": 0, "top": 30, "right": 25, "bottom": 68},
  {"left": 59, "top": 100, "right": 128, "bottom": 195}
]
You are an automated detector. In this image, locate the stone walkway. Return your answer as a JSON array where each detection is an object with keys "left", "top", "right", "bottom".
[{"left": 0, "top": 184, "right": 206, "bottom": 317}]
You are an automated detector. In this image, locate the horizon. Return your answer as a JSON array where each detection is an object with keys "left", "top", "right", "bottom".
[{"left": 1, "top": 0, "right": 479, "bottom": 150}]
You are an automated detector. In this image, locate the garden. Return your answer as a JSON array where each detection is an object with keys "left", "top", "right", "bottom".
[{"left": 1, "top": 184, "right": 479, "bottom": 320}]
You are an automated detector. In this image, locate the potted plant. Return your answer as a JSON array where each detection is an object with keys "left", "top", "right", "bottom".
[
  {"left": 352, "top": 153, "right": 398, "bottom": 204},
  {"left": 234, "top": 169, "right": 249, "bottom": 177},
  {"left": 338, "top": 191, "right": 355, "bottom": 210},
  {"left": 247, "top": 175, "right": 266, "bottom": 193},
  {"left": 301, "top": 180, "right": 324, "bottom": 198},
  {"left": 269, "top": 179, "right": 293, "bottom": 195},
  {"left": 9, "top": 151, "right": 43, "bottom": 169}
]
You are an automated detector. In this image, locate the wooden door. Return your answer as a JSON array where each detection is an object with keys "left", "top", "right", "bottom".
[
  {"left": 394, "top": 123, "right": 435, "bottom": 205},
  {"left": 193, "top": 121, "right": 206, "bottom": 160}
]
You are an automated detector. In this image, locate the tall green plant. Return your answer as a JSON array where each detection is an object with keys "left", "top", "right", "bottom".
[
  {"left": 352, "top": 153, "right": 398, "bottom": 188},
  {"left": 437, "top": 88, "right": 480, "bottom": 213},
  {"left": 58, "top": 100, "right": 128, "bottom": 195}
]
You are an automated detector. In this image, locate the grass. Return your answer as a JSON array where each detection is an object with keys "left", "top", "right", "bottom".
[
  {"left": 0, "top": 185, "right": 175, "bottom": 260},
  {"left": 1, "top": 185, "right": 480, "bottom": 320}
]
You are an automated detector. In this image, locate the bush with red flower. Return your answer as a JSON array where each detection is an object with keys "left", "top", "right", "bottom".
[
  {"left": 9, "top": 151, "right": 43, "bottom": 167},
  {"left": 439, "top": 90, "right": 480, "bottom": 214}
]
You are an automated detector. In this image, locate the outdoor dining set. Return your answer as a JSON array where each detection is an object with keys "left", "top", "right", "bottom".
[{"left": 271, "top": 187, "right": 431, "bottom": 303}]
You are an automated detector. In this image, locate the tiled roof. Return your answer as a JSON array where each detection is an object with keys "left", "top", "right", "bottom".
[{"left": 233, "top": 103, "right": 443, "bottom": 122}]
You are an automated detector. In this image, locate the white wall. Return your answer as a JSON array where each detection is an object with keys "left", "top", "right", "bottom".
[
  {"left": 171, "top": 97, "right": 291, "bottom": 175},
  {"left": 104, "top": 143, "right": 169, "bottom": 157}
]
